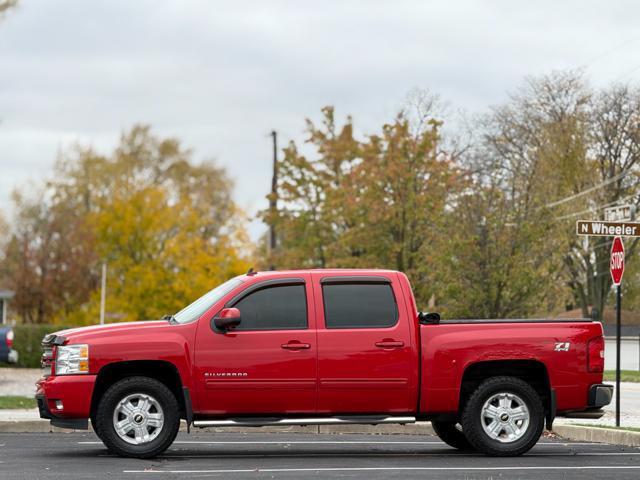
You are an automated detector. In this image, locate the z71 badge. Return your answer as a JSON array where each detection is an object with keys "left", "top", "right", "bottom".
[{"left": 554, "top": 342, "right": 570, "bottom": 352}]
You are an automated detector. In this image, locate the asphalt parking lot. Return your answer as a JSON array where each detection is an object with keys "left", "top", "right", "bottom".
[{"left": 1, "top": 432, "right": 640, "bottom": 480}]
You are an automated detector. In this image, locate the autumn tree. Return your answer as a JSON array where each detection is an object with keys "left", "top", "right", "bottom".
[
  {"left": 2, "top": 126, "right": 250, "bottom": 324},
  {"left": 264, "top": 105, "right": 461, "bottom": 308},
  {"left": 69, "top": 185, "right": 249, "bottom": 324},
  {"left": 1, "top": 190, "right": 97, "bottom": 323},
  {"left": 263, "top": 107, "right": 359, "bottom": 268}
]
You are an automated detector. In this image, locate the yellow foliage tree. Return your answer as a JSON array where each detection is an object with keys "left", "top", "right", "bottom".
[
  {"left": 62, "top": 186, "right": 249, "bottom": 324},
  {"left": 2, "top": 125, "right": 251, "bottom": 325}
]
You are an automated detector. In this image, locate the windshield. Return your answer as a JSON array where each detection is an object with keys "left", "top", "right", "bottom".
[{"left": 173, "top": 277, "right": 244, "bottom": 324}]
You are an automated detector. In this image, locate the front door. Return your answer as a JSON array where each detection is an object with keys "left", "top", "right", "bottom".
[
  {"left": 194, "top": 276, "right": 317, "bottom": 415},
  {"left": 313, "top": 273, "right": 416, "bottom": 414}
]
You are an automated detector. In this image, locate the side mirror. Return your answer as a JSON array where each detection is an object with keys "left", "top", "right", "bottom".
[
  {"left": 418, "top": 311, "right": 440, "bottom": 325},
  {"left": 213, "top": 307, "right": 241, "bottom": 331}
]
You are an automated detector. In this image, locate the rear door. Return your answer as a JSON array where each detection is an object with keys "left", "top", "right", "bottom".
[
  {"left": 312, "top": 273, "right": 416, "bottom": 414},
  {"left": 194, "top": 275, "right": 317, "bottom": 415}
]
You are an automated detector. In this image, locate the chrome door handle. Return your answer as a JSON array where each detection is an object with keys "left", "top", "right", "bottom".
[
  {"left": 281, "top": 342, "right": 311, "bottom": 350},
  {"left": 375, "top": 341, "right": 404, "bottom": 348}
]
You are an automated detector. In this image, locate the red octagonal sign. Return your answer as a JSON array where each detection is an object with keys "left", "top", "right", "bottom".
[{"left": 610, "top": 236, "right": 625, "bottom": 286}]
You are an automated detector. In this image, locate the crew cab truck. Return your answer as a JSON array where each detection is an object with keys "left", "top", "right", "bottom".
[{"left": 36, "top": 269, "right": 612, "bottom": 458}]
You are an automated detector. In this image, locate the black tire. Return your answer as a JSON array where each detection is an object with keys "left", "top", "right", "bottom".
[
  {"left": 461, "top": 376, "right": 544, "bottom": 457},
  {"left": 431, "top": 421, "right": 474, "bottom": 451},
  {"left": 91, "top": 413, "right": 115, "bottom": 452},
  {"left": 91, "top": 418, "right": 114, "bottom": 453},
  {"left": 95, "top": 376, "right": 180, "bottom": 458},
  {"left": 90, "top": 414, "right": 104, "bottom": 440}
]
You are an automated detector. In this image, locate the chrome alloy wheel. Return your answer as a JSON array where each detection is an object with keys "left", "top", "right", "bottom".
[
  {"left": 480, "top": 392, "right": 530, "bottom": 443},
  {"left": 112, "top": 393, "right": 164, "bottom": 445}
]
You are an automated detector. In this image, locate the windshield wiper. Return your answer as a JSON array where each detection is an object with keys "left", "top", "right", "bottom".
[{"left": 162, "top": 314, "right": 178, "bottom": 325}]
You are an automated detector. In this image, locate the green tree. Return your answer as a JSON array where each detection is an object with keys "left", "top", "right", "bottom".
[
  {"left": 437, "top": 183, "right": 567, "bottom": 318},
  {"left": 459, "top": 72, "right": 591, "bottom": 317},
  {"left": 477, "top": 72, "right": 640, "bottom": 319}
]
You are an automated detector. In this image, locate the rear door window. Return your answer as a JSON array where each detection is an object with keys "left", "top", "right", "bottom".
[{"left": 322, "top": 283, "right": 398, "bottom": 329}]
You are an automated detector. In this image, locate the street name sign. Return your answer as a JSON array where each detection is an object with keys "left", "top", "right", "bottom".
[
  {"left": 576, "top": 220, "right": 640, "bottom": 237},
  {"left": 604, "top": 204, "right": 635, "bottom": 222},
  {"left": 610, "top": 236, "right": 625, "bottom": 286}
]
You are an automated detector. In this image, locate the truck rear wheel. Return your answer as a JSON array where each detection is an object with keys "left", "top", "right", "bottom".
[
  {"left": 461, "top": 376, "right": 544, "bottom": 456},
  {"left": 431, "top": 421, "right": 474, "bottom": 451},
  {"left": 95, "top": 376, "right": 180, "bottom": 458}
]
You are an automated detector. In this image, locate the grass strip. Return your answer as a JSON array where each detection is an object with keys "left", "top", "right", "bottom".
[
  {"left": 603, "top": 370, "right": 640, "bottom": 382},
  {"left": 0, "top": 395, "right": 36, "bottom": 409}
]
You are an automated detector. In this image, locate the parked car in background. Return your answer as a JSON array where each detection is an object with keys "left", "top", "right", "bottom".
[
  {"left": 0, "top": 326, "right": 18, "bottom": 364},
  {"left": 36, "top": 269, "right": 611, "bottom": 459}
]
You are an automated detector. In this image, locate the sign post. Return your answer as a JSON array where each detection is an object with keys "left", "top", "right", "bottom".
[
  {"left": 577, "top": 219, "right": 634, "bottom": 427},
  {"left": 610, "top": 236, "right": 625, "bottom": 427}
]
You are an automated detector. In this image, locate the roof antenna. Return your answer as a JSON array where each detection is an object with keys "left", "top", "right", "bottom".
[{"left": 247, "top": 267, "right": 257, "bottom": 276}]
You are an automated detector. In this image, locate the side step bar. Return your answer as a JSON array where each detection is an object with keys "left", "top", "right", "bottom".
[{"left": 193, "top": 415, "right": 416, "bottom": 428}]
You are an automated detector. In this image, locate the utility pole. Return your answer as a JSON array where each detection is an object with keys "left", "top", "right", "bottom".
[
  {"left": 99, "top": 262, "right": 107, "bottom": 325},
  {"left": 269, "top": 130, "right": 278, "bottom": 270}
]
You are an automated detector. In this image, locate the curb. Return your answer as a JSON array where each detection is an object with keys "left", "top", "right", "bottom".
[
  {"left": 0, "top": 419, "right": 436, "bottom": 435},
  {"left": 0, "top": 420, "right": 73, "bottom": 433},
  {"left": 553, "top": 424, "right": 640, "bottom": 447}
]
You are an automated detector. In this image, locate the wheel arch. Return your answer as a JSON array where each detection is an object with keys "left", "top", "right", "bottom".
[
  {"left": 459, "top": 360, "right": 553, "bottom": 427},
  {"left": 90, "top": 360, "right": 189, "bottom": 422}
]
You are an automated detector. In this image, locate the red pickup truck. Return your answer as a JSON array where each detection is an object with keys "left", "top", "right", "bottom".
[{"left": 36, "top": 269, "right": 612, "bottom": 459}]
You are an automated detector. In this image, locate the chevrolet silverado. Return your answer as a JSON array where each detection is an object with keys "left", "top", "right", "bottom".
[{"left": 36, "top": 269, "right": 612, "bottom": 458}]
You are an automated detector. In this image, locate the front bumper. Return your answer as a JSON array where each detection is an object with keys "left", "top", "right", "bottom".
[
  {"left": 35, "top": 374, "right": 96, "bottom": 430},
  {"left": 36, "top": 394, "right": 88, "bottom": 429}
]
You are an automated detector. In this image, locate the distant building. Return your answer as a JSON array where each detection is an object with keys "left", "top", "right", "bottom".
[{"left": 0, "top": 290, "right": 14, "bottom": 324}]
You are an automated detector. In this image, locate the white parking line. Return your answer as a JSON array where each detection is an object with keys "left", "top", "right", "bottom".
[
  {"left": 77, "top": 440, "right": 606, "bottom": 446},
  {"left": 102, "top": 452, "right": 640, "bottom": 460},
  {"left": 79, "top": 441, "right": 452, "bottom": 445},
  {"left": 123, "top": 466, "right": 640, "bottom": 474}
]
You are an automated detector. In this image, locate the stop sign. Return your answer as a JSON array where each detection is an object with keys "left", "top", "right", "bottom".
[{"left": 610, "top": 236, "right": 625, "bottom": 286}]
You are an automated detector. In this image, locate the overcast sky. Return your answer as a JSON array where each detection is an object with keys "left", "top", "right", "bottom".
[{"left": 1, "top": 0, "right": 640, "bottom": 238}]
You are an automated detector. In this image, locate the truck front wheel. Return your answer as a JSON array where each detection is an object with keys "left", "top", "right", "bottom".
[
  {"left": 95, "top": 376, "right": 180, "bottom": 458},
  {"left": 431, "top": 421, "right": 474, "bottom": 451},
  {"left": 461, "top": 376, "right": 544, "bottom": 456}
]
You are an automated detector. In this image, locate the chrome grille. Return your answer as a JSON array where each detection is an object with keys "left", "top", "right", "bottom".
[{"left": 41, "top": 344, "right": 54, "bottom": 377}]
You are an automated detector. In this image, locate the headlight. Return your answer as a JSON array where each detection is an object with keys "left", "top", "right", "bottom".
[{"left": 55, "top": 344, "right": 89, "bottom": 375}]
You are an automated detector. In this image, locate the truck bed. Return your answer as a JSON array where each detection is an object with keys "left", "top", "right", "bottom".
[{"left": 419, "top": 319, "right": 604, "bottom": 416}]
